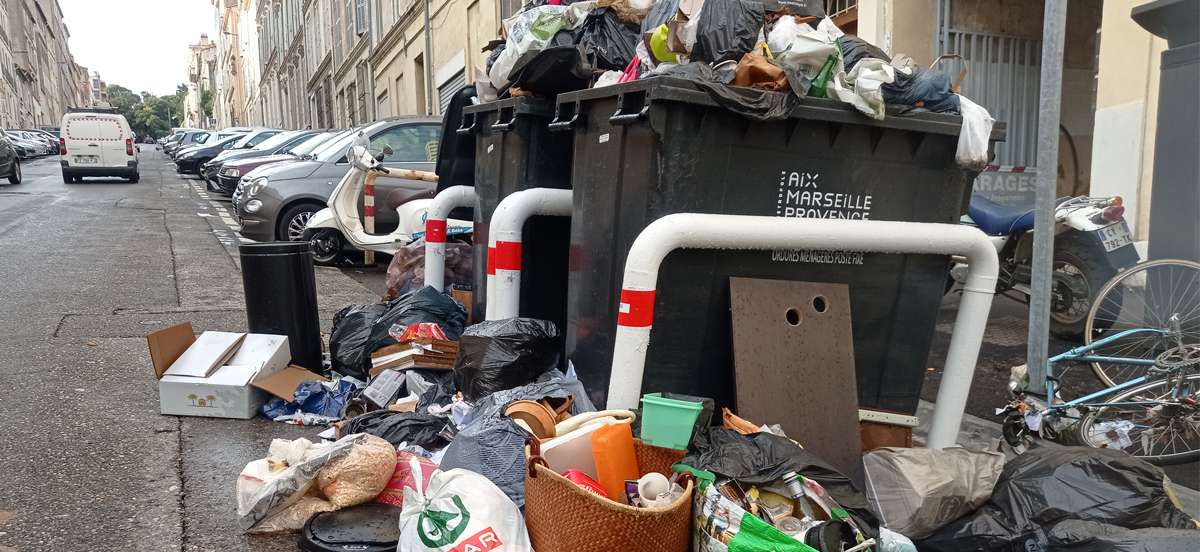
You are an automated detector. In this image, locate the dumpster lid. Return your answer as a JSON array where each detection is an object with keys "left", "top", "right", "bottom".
[{"left": 556, "top": 76, "right": 1007, "bottom": 140}]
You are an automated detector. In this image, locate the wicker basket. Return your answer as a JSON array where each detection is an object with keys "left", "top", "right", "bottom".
[{"left": 524, "top": 438, "right": 693, "bottom": 552}]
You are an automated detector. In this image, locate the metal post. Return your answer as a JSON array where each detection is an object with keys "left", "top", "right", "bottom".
[{"left": 1027, "top": 1, "right": 1069, "bottom": 394}]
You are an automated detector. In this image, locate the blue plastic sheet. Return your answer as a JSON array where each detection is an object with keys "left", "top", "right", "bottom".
[{"left": 260, "top": 379, "right": 356, "bottom": 420}]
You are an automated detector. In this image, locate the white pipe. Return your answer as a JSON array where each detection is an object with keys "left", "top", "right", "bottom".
[
  {"left": 423, "top": 185, "right": 476, "bottom": 291},
  {"left": 606, "top": 213, "right": 999, "bottom": 450},
  {"left": 485, "top": 188, "right": 573, "bottom": 320}
]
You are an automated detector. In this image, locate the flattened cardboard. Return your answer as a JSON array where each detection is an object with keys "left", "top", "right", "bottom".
[
  {"left": 250, "top": 364, "right": 330, "bottom": 402},
  {"left": 163, "top": 331, "right": 246, "bottom": 378},
  {"left": 147, "top": 322, "right": 196, "bottom": 380}
]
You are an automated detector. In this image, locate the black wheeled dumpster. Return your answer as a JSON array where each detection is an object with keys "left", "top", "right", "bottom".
[
  {"left": 554, "top": 76, "right": 1000, "bottom": 414},
  {"left": 459, "top": 96, "right": 573, "bottom": 331}
]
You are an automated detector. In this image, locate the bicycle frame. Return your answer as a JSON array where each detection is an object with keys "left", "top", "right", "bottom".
[{"left": 1043, "top": 328, "right": 1172, "bottom": 414}]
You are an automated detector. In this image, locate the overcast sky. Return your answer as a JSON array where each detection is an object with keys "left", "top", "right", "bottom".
[{"left": 60, "top": 0, "right": 216, "bottom": 97}]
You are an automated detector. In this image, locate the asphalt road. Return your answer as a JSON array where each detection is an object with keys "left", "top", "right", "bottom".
[{"left": 0, "top": 150, "right": 379, "bottom": 551}]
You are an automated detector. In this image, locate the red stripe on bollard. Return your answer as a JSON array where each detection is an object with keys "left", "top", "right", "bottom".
[
  {"left": 364, "top": 205, "right": 375, "bottom": 216},
  {"left": 426, "top": 219, "right": 447, "bottom": 243},
  {"left": 487, "top": 247, "right": 496, "bottom": 276},
  {"left": 494, "top": 241, "right": 522, "bottom": 271},
  {"left": 617, "top": 289, "right": 656, "bottom": 327}
]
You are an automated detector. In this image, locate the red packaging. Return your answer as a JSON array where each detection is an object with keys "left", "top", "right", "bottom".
[
  {"left": 390, "top": 322, "right": 448, "bottom": 342},
  {"left": 561, "top": 469, "right": 608, "bottom": 498},
  {"left": 376, "top": 451, "right": 439, "bottom": 507}
]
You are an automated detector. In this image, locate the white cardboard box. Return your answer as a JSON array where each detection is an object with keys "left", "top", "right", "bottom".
[{"left": 152, "top": 329, "right": 291, "bottom": 419}]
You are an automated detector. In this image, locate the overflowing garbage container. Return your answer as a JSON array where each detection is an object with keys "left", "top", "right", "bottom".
[
  {"left": 556, "top": 76, "right": 999, "bottom": 412},
  {"left": 460, "top": 97, "right": 574, "bottom": 331}
]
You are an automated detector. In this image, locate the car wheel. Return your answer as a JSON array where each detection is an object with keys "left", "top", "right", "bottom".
[
  {"left": 8, "top": 162, "right": 20, "bottom": 184},
  {"left": 277, "top": 203, "right": 321, "bottom": 242}
]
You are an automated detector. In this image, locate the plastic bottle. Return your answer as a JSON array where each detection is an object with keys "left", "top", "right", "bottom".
[{"left": 591, "top": 423, "right": 640, "bottom": 502}]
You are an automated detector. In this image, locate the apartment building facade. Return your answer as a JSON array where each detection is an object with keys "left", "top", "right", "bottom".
[
  {"left": 3, "top": 0, "right": 90, "bottom": 128},
  {"left": 184, "top": 34, "right": 218, "bottom": 128}
]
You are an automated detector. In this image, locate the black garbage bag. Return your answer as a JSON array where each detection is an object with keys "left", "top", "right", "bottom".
[
  {"left": 840, "top": 35, "right": 889, "bottom": 70},
  {"left": 918, "top": 447, "right": 1199, "bottom": 552},
  {"left": 414, "top": 369, "right": 456, "bottom": 412},
  {"left": 881, "top": 66, "right": 961, "bottom": 113},
  {"left": 681, "top": 427, "right": 879, "bottom": 538},
  {"left": 1046, "top": 520, "right": 1200, "bottom": 552},
  {"left": 436, "top": 85, "right": 477, "bottom": 191},
  {"left": 339, "top": 410, "right": 452, "bottom": 450},
  {"left": 692, "top": 0, "right": 766, "bottom": 64},
  {"left": 575, "top": 9, "right": 640, "bottom": 71},
  {"left": 329, "top": 287, "right": 468, "bottom": 379},
  {"left": 508, "top": 46, "right": 593, "bottom": 96},
  {"left": 453, "top": 318, "right": 560, "bottom": 402}
]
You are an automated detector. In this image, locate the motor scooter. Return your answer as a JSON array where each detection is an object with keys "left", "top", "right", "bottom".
[
  {"left": 303, "top": 136, "right": 471, "bottom": 265},
  {"left": 949, "top": 194, "right": 1140, "bottom": 340}
]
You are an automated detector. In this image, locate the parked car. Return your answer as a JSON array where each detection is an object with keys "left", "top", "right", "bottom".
[
  {"left": 204, "top": 130, "right": 319, "bottom": 191},
  {"left": 224, "top": 131, "right": 341, "bottom": 197},
  {"left": 21, "top": 129, "right": 59, "bottom": 151},
  {"left": 6, "top": 131, "right": 53, "bottom": 157},
  {"left": 0, "top": 132, "right": 21, "bottom": 184},
  {"left": 59, "top": 111, "right": 139, "bottom": 183},
  {"left": 174, "top": 133, "right": 246, "bottom": 175},
  {"left": 4, "top": 133, "right": 38, "bottom": 158},
  {"left": 235, "top": 118, "right": 441, "bottom": 242},
  {"left": 165, "top": 129, "right": 209, "bottom": 157},
  {"left": 198, "top": 128, "right": 284, "bottom": 183}
]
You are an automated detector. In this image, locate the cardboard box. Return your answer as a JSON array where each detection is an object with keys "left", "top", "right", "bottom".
[
  {"left": 251, "top": 364, "right": 330, "bottom": 402},
  {"left": 148, "top": 323, "right": 291, "bottom": 419}
]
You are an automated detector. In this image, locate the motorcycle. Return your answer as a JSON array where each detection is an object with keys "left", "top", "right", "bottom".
[
  {"left": 949, "top": 194, "right": 1140, "bottom": 340},
  {"left": 303, "top": 136, "right": 471, "bottom": 265}
]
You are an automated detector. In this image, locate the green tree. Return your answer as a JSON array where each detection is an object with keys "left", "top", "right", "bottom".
[
  {"left": 103, "top": 82, "right": 190, "bottom": 139},
  {"left": 200, "top": 89, "right": 214, "bottom": 122}
]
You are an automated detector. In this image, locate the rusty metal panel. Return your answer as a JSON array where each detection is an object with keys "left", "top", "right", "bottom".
[{"left": 729, "top": 277, "right": 862, "bottom": 475}]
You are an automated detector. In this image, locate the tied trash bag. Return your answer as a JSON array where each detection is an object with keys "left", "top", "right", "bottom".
[
  {"left": 339, "top": 410, "right": 452, "bottom": 450},
  {"left": 329, "top": 287, "right": 467, "bottom": 380},
  {"left": 956, "top": 94, "right": 995, "bottom": 170},
  {"left": 453, "top": 318, "right": 561, "bottom": 402},
  {"left": 839, "top": 34, "right": 889, "bottom": 70},
  {"left": 693, "top": 0, "right": 766, "bottom": 64},
  {"left": 575, "top": 8, "right": 641, "bottom": 71},
  {"left": 862, "top": 447, "right": 1005, "bottom": 540},
  {"left": 398, "top": 468, "right": 533, "bottom": 552},
  {"left": 488, "top": 2, "right": 598, "bottom": 90},
  {"left": 236, "top": 433, "right": 371, "bottom": 530},
  {"left": 508, "top": 46, "right": 594, "bottom": 96},
  {"left": 1045, "top": 519, "right": 1200, "bottom": 552},
  {"left": 918, "top": 447, "right": 1200, "bottom": 552}
]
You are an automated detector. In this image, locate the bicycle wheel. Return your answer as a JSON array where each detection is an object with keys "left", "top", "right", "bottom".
[
  {"left": 1077, "top": 373, "right": 1200, "bottom": 465},
  {"left": 1086, "top": 259, "right": 1200, "bottom": 386}
]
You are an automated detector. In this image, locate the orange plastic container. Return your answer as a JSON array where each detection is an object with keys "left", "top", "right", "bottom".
[{"left": 590, "top": 423, "right": 640, "bottom": 503}]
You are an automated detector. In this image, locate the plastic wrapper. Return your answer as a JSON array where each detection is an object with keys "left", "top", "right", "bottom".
[
  {"left": 260, "top": 379, "right": 357, "bottom": 421},
  {"left": 767, "top": 15, "right": 841, "bottom": 98},
  {"left": 452, "top": 318, "right": 561, "bottom": 402},
  {"left": 390, "top": 322, "right": 448, "bottom": 342},
  {"left": 956, "top": 94, "right": 994, "bottom": 169},
  {"left": 575, "top": 8, "right": 641, "bottom": 71},
  {"left": 681, "top": 427, "right": 878, "bottom": 538},
  {"left": 377, "top": 451, "right": 440, "bottom": 507},
  {"left": 236, "top": 434, "right": 370, "bottom": 530},
  {"left": 862, "top": 447, "right": 1005, "bottom": 539},
  {"left": 246, "top": 496, "right": 338, "bottom": 534},
  {"left": 329, "top": 287, "right": 468, "bottom": 379},
  {"left": 397, "top": 468, "right": 533, "bottom": 551},
  {"left": 692, "top": 0, "right": 766, "bottom": 64},
  {"left": 488, "top": 2, "right": 598, "bottom": 90},
  {"left": 317, "top": 434, "right": 395, "bottom": 508},
  {"left": 339, "top": 410, "right": 452, "bottom": 450},
  {"left": 694, "top": 483, "right": 814, "bottom": 551},
  {"left": 385, "top": 238, "right": 473, "bottom": 300},
  {"left": 918, "top": 447, "right": 1200, "bottom": 552}
]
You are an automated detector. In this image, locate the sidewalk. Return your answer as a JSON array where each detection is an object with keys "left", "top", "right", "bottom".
[{"left": 914, "top": 400, "right": 1200, "bottom": 518}]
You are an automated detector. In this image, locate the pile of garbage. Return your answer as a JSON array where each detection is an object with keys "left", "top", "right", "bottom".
[
  {"left": 208, "top": 285, "right": 1199, "bottom": 550},
  {"left": 478, "top": 0, "right": 994, "bottom": 169}
]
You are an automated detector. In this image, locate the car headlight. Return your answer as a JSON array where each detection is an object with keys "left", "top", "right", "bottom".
[
  {"left": 244, "top": 199, "right": 263, "bottom": 213},
  {"left": 222, "top": 167, "right": 240, "bottom": 177},
  {"left": 247, "top": 177, "right": 268, "bottom": 197}
]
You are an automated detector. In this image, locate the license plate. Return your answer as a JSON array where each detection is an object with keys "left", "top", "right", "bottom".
[
  {"left": 74, "top": 156, "right": 98, "bottom": 165},
  {"left": 1098, "top": 221, "right": 1133, "bottom": 252}
]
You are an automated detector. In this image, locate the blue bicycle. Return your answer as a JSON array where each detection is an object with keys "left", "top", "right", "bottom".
[{"left": 1001, "top": 259, "right": 1200, "bottom": 465}]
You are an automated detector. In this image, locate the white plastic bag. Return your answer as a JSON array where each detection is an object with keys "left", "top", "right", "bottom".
[
  {"left": 398, "top": 468, "right": 532, "bottom": 551},
  {"left": 955, "top": 94, "right": 995, "bottom": 170},
  {"left": 863, "top": 446, "right": 1005, "bottom": 539},
  {"left": 488, "top": 2, "right": 598, "bottom": 89},
  {"left": 235, "top": 433, "right": 368, "bottom": 530},
  {"left": 832, "top": 58, "right": 895, "bottom": 120}
]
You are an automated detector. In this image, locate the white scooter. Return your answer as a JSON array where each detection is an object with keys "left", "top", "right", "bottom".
[{"left": 303, "top": 136, "right": 471, "bottom": 264}]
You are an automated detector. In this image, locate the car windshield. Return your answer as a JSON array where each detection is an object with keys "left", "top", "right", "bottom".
[
  {"left": 284, "top": 132, "right": 335, "bottom": 156},
  {"left": 252, "top": 130, "right": 300, "bottom": 151},
  {"left": 209, "top": 134, "right": 242, "bottom": 148},
  {"left": 314, "top": 128, "right": 366, "bottom": 162}
]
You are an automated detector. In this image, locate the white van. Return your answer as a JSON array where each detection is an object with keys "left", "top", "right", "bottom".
[{"left": 59, "top": 110, "right": 139, "bottom": 183}]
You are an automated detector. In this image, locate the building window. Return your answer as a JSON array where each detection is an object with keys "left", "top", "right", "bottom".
[
  {"left": 437, "top": 70, "right": 466, "bottom": 115},
  {"left": 355, "top": 0, "right": 369, "bottom": 35},
  {"left": 370, "top": 124, "right": 440, "bottom": 163}
]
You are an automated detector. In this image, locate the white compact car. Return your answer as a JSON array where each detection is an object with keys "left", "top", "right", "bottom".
[{"left": 59, "top": 110, "right": 139, "bottom": 183}]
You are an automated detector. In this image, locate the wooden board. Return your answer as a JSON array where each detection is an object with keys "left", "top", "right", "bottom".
[{"left": 729, "top": 278, "right": 862, "bottom": 475}]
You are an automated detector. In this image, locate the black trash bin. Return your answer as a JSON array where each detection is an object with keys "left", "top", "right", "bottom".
[
  {"left": 554, "top": 77, "right": 1000, "bottom": 414},
  {"left": 459, "top": 96, "right": 573, "bottom": 330},
  {"left": 239, "top": 242, "right": 322, "bottom": 371}
]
